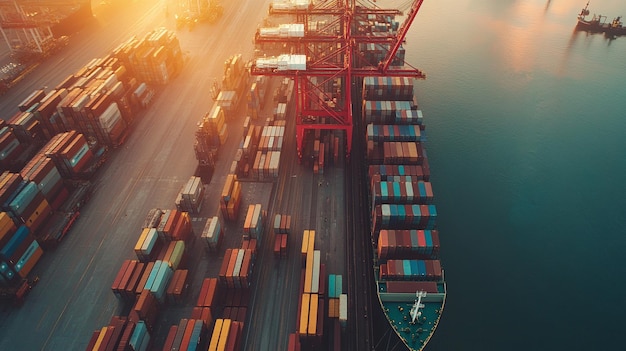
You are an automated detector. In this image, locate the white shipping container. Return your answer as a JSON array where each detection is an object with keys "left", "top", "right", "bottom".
[
  {"left": 98, "top": 103, "right": 122, "bottom": 132},
  {"left": 269, "top": 151, "right": 281, "bottom": 177},
  {"left": 311, "top": 250, "right": 320, "bottom": 293},
  {"left": 339, "top": 293, "right": 348, "bottom": 324}
]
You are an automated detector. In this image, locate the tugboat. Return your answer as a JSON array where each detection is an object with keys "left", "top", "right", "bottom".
[{"left": 576, "top": 2, "right": 626, "bottom": 36}]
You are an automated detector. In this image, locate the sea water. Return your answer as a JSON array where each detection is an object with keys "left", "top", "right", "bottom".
[{"left": 393, "top": 0, "right": 626, "bottom": 349}]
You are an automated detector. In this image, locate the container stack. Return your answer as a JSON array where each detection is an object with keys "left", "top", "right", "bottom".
[
  {"left": 0, "top": 124, "right": 36, "bottom": 173},
  {"left": 258, "top": 125, "right": 285, "bottom": 152},
  {"left": 370, "top": 178, "right": 434, "bottom": 208},
  {"left": 364, "top": 75, "right": 444, "bottom": 308},
  {"left": 206, "top": 319, "right": 243, "bottom": 351},
  {"left": 258, "top": 23, "right": 305, "bottom": 38},
  {"left": 327, "top": 274, "right": 343, "bottom": 319},
  {"left": 128, "top": 289, "right": 159, "bottom": 333},
  {"left": 194, "top": 104, "right": 226, "bottom": 166},
  {"left": 40, "top": 131, "right": 95, "bottom": 179},
  {"left": 251, "top": 124, "right": 283, "bottom": 180},
  {"left": 368, "top": 164, "right": 430, "bottom": 182},
  {"left": 247, "top": 76, "right": 268, "bottom": 119},
  {"left": 0, "top": 219, "right": 42, "bottom": 284},
  {"left": 297, "top": 229, "right": 325, "bottom": 349},
  {"left": 2, "top": 29, "right": 185, "bottom": 150},
  {"left": 112, "top": 28, "right": 183, "bottom": 85},
  {"left": 161, "top": 319, "right": 206, "bottom": 351},
  {"left": 273, "top": 102, "right": 287, "bottom": 120},
  {"left": 218, "top": 248, "right": 255, "bottom": 289},
  {"left": 175, "top": 176, "right": 205, "bottom": 214},
  {"left": 273, "top": 213, "right": 291, "bottom": 259},
  {"left": 194, "top": 277, "right": 220, "bottom": 325},
  {"left": 220, "top": 174, "right": 242, "bottom": 221},
  {"left": 25, "top": 63, "right": 132, "bottom": 147},
  {"left": 242, "top": 204, "right": 263, "bottom": 240},
  {"left": 377, "top": 229, "right": 440, "bottom": 260},
  {"left": 310, "top": 130, "right": 340, "bottom": 173},
  {"left": 20, "top": 154, "right": 65, "bottom": 209},
  {"left": 165, "top": 268, "right": 188, "bottom": 304},
  {"left": 357, "top": 43, "right": 405, "bottom": 68},
  {"left": 378, "top": 259, "right": 443, "bottom": 281},
  {"left": 84, "top": 316, "right": 142, "bottom": 351},
  {"left": 113, "top": 209, "right": 191, "bottom": 303},
  {"left": 201, "top": 216, "right": 223, "bottom": 252},
  {"left": 0, "top": 172, "right": 53, "bottom": 235}
]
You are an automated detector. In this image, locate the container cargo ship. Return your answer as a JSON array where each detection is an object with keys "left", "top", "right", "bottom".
[{"left": 363, "top": 76, "right": 446, "bottom": 351}]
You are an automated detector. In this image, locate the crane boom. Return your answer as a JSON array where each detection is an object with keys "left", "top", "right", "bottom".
[{"left": 379, "top": 0, "right": 424, "bottom": 72}]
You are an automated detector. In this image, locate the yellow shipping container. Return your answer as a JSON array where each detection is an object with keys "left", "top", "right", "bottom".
[
  {"left": 217, "top": 319, "right": 231, "bottom": 351},
  {"left": 301, "top": 230, "right": 309, "bottom": 257},
  {"left": 0, "top": 212, "right": 17, "bottom": 244},
  {"left": 308, "top": 230, "right": 315, "bottom": 253},
  {"left": 304, "top": 250, "right": 313, "bottom": 293},
  {"left": 299, "top": 293, "right": 310, "bottom": 335},
  {"left": 208, "top": 319, "right": 224, "bottom": 351},
  {"left": 134, "top": 228, "right": 150, "bottom": 254},
  {"left": 308, "top": 293, "right": 318, "bottom": 336}
]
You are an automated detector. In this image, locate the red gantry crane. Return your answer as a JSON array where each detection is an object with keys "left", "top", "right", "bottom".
[{"left": 251, "top": 0, "right": 425, "bottom": 160}]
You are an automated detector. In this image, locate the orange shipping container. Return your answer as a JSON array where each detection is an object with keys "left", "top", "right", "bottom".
[
  {"left": 308, "top": 293, "right": 319, "bottom": 336},
  {"left": 299, "top": 293, "right": 310, "bottom": 335}
]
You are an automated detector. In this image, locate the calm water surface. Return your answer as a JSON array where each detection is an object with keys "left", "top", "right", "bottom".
[{"left": 390, "top": 0, "right": 626, "bottom": 350}]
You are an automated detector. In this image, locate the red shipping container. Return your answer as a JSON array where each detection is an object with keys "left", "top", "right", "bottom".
[
  {"left": 135, "top": 261, "right": 154, "bottom": 295},
  {"left": 162, "top": 325, "right": 178, "bottom": 351},
  {"left": 125, "top": 262, "right": 145, "bottom": 296},
  {"left": 201, "top": 307, "right": 213, "bottom": 329},
  {"left": 179, "top": 319, "right": 197, "bottom": 351}
]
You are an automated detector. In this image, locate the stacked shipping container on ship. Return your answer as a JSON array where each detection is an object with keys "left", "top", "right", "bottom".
[
  {"left": 363, "top": 78, "right": 437, "bottom": 235},
  {"left": 377, "top": 229, "right": 440, "bottom": 260},
  {"left": 220, "top": 174, "right": 242, "bottom": 221},
  {"left": 363, "top": 76, "right": 446, "bottom": 350}
]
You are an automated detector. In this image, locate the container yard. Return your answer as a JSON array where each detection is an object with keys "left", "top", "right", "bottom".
[{"left": 0, "top": 0, "right": 439, "bottom": 350}]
